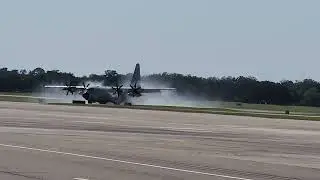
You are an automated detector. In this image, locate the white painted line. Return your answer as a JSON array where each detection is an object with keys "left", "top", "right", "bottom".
[
  {"left": 72, "top": 120, "right": 105, "bottom": 124},
  {"left": 157, "top": 126, "right": 213, "bottom": 133},
  {"left": 73, "top": 178, "right": 89, "bottom": 180},
  {"left": 0, "top": 143, "right": 252, "bottom": 180}
]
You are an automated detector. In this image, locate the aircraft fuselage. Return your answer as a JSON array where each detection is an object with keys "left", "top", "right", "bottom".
[{"left": 81, "top": 87, "right": 119, "bottom": 104}]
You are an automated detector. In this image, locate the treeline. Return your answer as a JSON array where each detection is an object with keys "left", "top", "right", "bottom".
[{"left": 1, "top": 67, "right": 320, "bottom": 107}]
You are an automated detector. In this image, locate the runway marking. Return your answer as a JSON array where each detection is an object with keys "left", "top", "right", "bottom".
[
  {"left": 72, "top": 120, "right": 106, "bottom": 124},
  {"left": 0, "top": 143, "right": 252, "bottom": 180},
  {"left": 73, "top": 178, "right": 89, "bottom": 180}
]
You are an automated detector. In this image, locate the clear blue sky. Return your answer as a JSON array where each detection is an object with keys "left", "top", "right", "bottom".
[{"left": 0, "top": 0, "right": 319, "bottom": 82}]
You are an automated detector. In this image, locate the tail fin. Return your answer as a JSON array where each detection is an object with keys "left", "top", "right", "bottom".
[{"left": 130, "top": 63, "right": 141, "bottom": 87}]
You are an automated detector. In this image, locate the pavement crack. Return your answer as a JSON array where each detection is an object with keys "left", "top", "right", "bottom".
[{"left": 0, "top": 169, "right": 46, "bottom": 180}]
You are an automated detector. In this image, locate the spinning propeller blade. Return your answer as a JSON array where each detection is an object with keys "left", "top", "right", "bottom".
[
  {"left": 62, "top": 82, "right": 75, "bottom": 95},
  {"left": 128, "top": 82, "right": 142, "bottom": 97},
  {"left": 79, "top": 82, "right": 90, "bottom": 94}
]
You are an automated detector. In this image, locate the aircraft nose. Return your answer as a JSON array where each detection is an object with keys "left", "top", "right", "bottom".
[{"left": 82, "top": 92, "right": 89, "bottom": 100}]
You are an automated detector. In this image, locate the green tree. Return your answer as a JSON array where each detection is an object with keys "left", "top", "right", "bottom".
[
  {"left": 104, "top": 70, "right": 120, "bottom": 86},
  {"left": 301, "top": 87, "right": 320, "bottom": 106}
]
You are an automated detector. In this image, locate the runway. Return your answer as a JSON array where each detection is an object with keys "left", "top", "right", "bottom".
[{"left": 0, "top": 102, "right": 319, "bottom": 180}]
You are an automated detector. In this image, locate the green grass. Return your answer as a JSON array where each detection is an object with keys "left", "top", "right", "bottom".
[
  {"left": 0, "top": 96, "right": 37, "bottom": 103},
  {"left": 0, "top": 92, "right": 50, "bottom": 103},
  {"left": 217, "top": 101, "right": 320, "bottom": 114},
  {"left": 0, "top": 92, "right": 32, "bottom": 96}
]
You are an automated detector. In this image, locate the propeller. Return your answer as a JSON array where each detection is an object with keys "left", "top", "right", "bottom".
[
  {"left": 128, "top": 82, "right": 143, "bottom": 97},
  {"left": 62, "top": 82, "right": 75, "bottom": 95},
  {"left": 112, "top": 82, "right": 123, "bottom": 98},
  {"left": 82, "top": 82, "right": 90, "bottom": 89},
  {"left": 79, "top": 82, "right": 90, "bottom": 94}
]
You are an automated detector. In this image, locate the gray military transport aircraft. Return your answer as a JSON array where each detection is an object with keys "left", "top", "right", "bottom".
[{"left": 44, "top": 63, "right": 176, "bottom": 105}]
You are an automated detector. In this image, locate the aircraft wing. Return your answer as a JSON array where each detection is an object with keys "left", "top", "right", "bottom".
[
  {"left": 116, "top": 87, "right": 176, "bottom": 93},
  {"left": 141, "top": 87, "right": 176, "bottom": 93},
  {"left": 44, "top": 85, "right": 176, "bottom": 93},
  {"left": 44, "top": 85, "right": 86, "bottom": 89}
]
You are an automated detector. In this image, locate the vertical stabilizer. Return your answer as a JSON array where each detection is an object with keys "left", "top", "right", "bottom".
[{"left": 130, "top": 63, "right": 141, "bottom": 87}]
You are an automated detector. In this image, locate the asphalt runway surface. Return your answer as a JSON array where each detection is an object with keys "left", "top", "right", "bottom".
[{"left": 0, "top": 102, "right": 319, "bottom": 180}]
